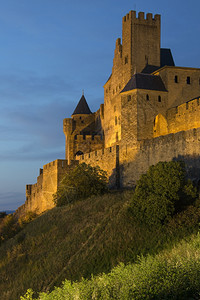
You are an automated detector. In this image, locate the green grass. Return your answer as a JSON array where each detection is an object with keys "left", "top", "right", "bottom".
[
  {"left": 1, "top": 191, "right": 200, "bottom": 300},
  {"left": 22, "top": 231, "right": 200, "bottom": 299}
]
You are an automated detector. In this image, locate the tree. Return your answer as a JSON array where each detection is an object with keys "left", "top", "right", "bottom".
[
  {"left": 53, "top": 163, "right": 108, "bottom": 206},
  {"left": 129, "top": 161, "right": 197, "bottom": 226}
]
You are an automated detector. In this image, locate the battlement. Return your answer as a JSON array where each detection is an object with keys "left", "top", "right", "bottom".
[
  {"left": 167, "top": 97, "right": 200, "bottom": 119},
  {"left": 77, "top": 145, "right": 117, "bottom": 161},
  {"left": 26, "top": 184, "right": 32, "bottom": 196},
  {"left": 75, "top": 134, "right": 102, "bottom": 142},
  {"left": 123, "top": 11, "right": 160, "bottom": 23},
  {"left": 43, "top": 159, "right": 69, "bottom": 170},
  {"left": 63, "top": 118, "right": 72, "bottom": 126}
]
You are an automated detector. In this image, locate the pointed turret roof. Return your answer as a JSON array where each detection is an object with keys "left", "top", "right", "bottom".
[{"left": 72, "top": 95, "right": 92, "bottom": 115}]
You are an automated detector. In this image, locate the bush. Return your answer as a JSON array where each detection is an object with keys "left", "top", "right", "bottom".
[
  {"left": 53, "top": 163, "right": 108, "bottom": 206},
  {"left": 0, "top": 211, "right": 37, "bottom": 245},
  {"left": 130, "top": 161, "right": 197, "bottom": 226}
]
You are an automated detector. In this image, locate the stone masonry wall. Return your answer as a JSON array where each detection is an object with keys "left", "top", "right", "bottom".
[
  {"left": 16, "top": 159, "right": 77, "bottom": 216},
  {"left": 76, "top": 145, "right": 119, "bottom": 188},
  {"left": 121, "top": 127, "right": 200, "bottom": 187},
  {"left": 154, "top": 97, "right": 200, "bottom": 137}
]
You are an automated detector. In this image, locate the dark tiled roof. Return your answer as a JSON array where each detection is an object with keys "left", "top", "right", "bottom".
[
  {"left": 160, "top": 48, "right": 175, "bottom": 67},
  {"left": 121, "top": 73, "right": 167, "bottom": 93},
  {"left": 141, "top": 65, "right": 160, "bottom": 74},
  {"left": 72, "top": 95, "right": 92, "bottom": 115}
]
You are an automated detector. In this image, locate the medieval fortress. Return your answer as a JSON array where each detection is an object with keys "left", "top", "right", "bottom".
[{"left": 17, "top": 10, "right": 200, "bottom": 215}]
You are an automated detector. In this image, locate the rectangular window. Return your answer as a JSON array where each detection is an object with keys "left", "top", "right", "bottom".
[
  {"left": 115, "top": 116, "right": 117, "bottom": 125},
  {"left": 186, "top": 76, "right": 191, "bottom": 84},
  {"left": 125, "top": 55, "right": 128, "bottom": 64}
]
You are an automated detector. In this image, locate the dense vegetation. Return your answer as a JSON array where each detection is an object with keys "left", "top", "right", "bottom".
[
  {"left": 130, "top": 161, "right": 197, "bottom": 225},
  {"left": 1, "top": 161, "right": 200, "bottom": 299}
]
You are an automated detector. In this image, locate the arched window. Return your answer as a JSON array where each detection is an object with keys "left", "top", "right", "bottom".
[{"left": 174, "top": 75, "right": 178, "bottom": 83}]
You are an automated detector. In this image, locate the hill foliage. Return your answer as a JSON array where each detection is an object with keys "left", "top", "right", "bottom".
[{"left": 0, "top": 161, "right": 200, "bottom": 299}]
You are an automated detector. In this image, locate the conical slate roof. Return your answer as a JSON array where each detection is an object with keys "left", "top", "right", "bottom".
[{"left": 72, "top": 95, "right": 92, "bottom": 115}]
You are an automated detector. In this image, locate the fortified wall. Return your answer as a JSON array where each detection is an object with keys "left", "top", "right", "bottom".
[
  {"left": 154, "top": 97, "right": 200, "bottom": 137},
  {"left": 16, "top": 160, "right": 78, "bottom": 216}
]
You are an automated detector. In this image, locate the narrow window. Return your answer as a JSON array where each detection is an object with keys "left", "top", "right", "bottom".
[
  {"left": 186, "top": 76, "right": 191, "bottom": 84},
  {"left": 127, "top": 95, "right": 131, "bottom": 101},
  {"left": 79, "top": 116, "right": 82, "bottom": 119},
  {"left": 125, "top": 56, "right": 128, "bottom": 64},
  {"left": 174, "top": 75, "right": 178, "bottom": 83},
  {"left": 146, "top": 94, "right": 149, "bottom": 101},
  {"left": 114, "top": 105, "right": 116, "bottom": 112},
  {"left": 116, "top": 132, "right": 118, "bottom": 142},
  {"left": 158, "top": 95, "right": 161, "bottom": 102},
  {"left": 115, "top": 116, "right": 117, "bottom": 125}
]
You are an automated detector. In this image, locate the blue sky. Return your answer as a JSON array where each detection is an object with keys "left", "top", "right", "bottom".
[{"left": 0, "top": 0, "right": 200, "bottom": 210}]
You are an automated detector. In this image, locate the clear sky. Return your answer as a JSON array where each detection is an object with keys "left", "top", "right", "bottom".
[{"left": 0, "top": 0, "right": 200, "bottom": 211}]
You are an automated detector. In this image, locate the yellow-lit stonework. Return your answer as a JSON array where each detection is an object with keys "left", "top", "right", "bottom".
[{"left": 17, "top": 10, "right": 200, "bottom": 216}]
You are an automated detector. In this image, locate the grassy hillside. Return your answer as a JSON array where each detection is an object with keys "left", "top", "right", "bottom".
[
  {"left": 22, "top": 230, "right": 200, "bottom": 299},
  {"left": 1, "top": 191, "right": 200, "bottom": 300}
]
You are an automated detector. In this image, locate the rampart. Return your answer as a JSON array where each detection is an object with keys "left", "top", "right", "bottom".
[
  {"left": 167, "top": 97, "right": 200, "bottom": 133},
  {"left": 121, "top": 127, "right": 200, "bottom": 187},
  {"left": 16, "top": 159, "right": 78, "bottom": 216},
  {"left": 154, "top": 97, "right": 200, "bottom": 137},
  {"left": 76, "top": 145, "right": 120, "bottom": 188}
]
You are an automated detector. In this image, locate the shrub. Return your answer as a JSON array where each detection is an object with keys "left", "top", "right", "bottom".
[
  {"left": 129, "top": 161, "right": 197, "bottom": 226},
  {"left": 18, "top": 211, "right": 37, "bottom": 228},
  {"left": 0, "top": 211, "right": 37, "bottom": 245},
  {"left": 53, "top": 163, "right": 108, "bottom": 206},
  {"left": 0, "top": 214, "right": 19, "bottom": 242}
]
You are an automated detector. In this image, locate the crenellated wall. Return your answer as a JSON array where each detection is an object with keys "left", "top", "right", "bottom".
[
  {"left": 76, "top": 145, "right": 120, "bottom": 188},
  {"left": 121, "top": 127, "right": 200, "bottom": 187},
  {"left": 16, "top": 159, "right": 78, "bottom": 216},
  {"left": 154, "top": 97, "right": 200, "bottom": 137}
]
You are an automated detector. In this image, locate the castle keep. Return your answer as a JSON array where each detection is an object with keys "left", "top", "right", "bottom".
[{"left": 17, "top": 10, "right": 200, "bottom": 215}]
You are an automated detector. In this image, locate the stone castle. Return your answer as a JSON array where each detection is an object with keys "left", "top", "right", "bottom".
[{"left": 17, "top": 10, "right": 200, "bottom": 215}]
